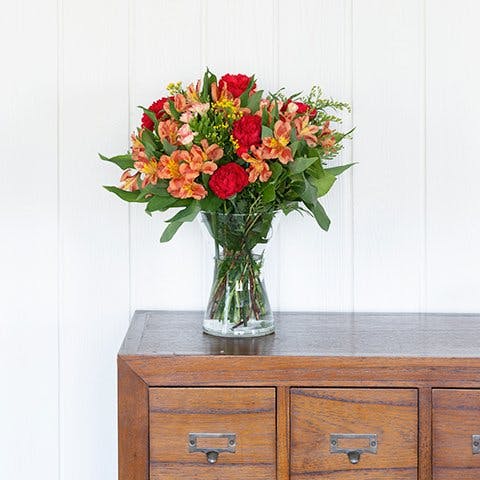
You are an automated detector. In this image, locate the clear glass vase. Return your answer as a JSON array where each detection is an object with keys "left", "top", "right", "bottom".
[{"left": 201, "top": 211, "right": 277, "bottom": 337}]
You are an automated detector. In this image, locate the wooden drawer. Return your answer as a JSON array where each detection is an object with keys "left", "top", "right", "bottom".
[
  {"left": 149, "top": 387, "right": 276, "bottom": 479},
  {"left": 433, "top": 389, "right": 480, "bottom": 479},
  {"left": 290, "top": 388, "right": 418, "bottom": 479}
]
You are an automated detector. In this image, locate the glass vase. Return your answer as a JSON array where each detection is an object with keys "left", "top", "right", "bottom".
[{"left": 201, "top": 211, "right": 277, "bottom": 337}]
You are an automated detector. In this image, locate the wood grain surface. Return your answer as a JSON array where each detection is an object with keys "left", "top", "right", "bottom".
[
  {"left": 291, "top": 388, "right": 418, "bottom": 479},
  {"left": 149, "top": 387, "right": 276, "bottom": 479},
  {"left": 433, "top": 389, "right": 480, "bottom": 479},
  {"left": 118, "top": 358, "right": 149, "bottom": 480},
  {"left": 120, "top": 311, "right": 480, "bottom": 358},
  {"left": 123, "top": 354, "right": 480, "bottom": 389},
  {"left": 276, "top": 386, "right": 290, "bottom": 480},
  {"left": 118, "top": 311, "right": 480, "bottom": 480},
  {"left": 418, "top": 388, "right": 433, "bottom": 480}
]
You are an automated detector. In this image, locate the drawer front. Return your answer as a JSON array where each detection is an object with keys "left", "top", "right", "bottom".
[
  {"left": 290, "top": 388, "right": 418, "bottom": 480},
  {"left": 149, "top": 387, "right": 276, "bottom": 479},
  {"left": 433, "top": 389, "right": 480, "bottom": 479}
]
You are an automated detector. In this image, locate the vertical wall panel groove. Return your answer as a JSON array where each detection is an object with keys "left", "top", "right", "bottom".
[
  {"left": 130, "top": 0, "right": 205, "bottom": 312},
  {"left": 0, "top": 1, "right": 59, "bottom": 479},
  {"left": 59, "top": 1, "right": 130, "bottom": 479},
  {"left": 352, "top": 0, "right": 424, "bottom": 311},
  {"left": 277, "top": 0, "right": 353, "bottom": 311},
  {"left": 425, "top": 0, "right": 480, "bottom": 312}
]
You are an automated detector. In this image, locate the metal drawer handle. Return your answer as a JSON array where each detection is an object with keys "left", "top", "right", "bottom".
[
  {"left": 473, "top": 435, "right": 480, "bottom": 454},
  {"left": 330, "top": 433, "right": 378, "bottom": 464},
  {"left": 188, "top": 433, "right": 236, "bottom": 464}
]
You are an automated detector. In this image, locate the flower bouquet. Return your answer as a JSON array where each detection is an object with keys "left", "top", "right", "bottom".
[{"left": 101, "top": 70, "right": 353, "bottom": 337}]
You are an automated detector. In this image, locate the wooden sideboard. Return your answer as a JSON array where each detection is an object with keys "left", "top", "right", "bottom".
[{"left": 118, "top": 311, "right": 480, "bottom": 480}]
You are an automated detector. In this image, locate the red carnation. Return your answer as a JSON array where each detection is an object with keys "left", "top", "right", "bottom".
[
  {"left": 209, "top": 163, "right": 249, "bottom": 199},
  {"left": 219, "top": 73, "right": 255, "bottom": 98},
  {"left": 141, "top": 97, "right": 173, "bottom": 130},
  {"left": 232, "top": 114, "right": 262, "bottom": 156},
  {"left": 282, "top": 99, "right": 317, "bottom": 118}
]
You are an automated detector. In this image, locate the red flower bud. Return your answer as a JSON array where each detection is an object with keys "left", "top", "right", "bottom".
[
  {"left": 232, "top": 114, "right": 262, "bottom": 155},
  {"left": 209, "top": 163, "right": 249, "bottom": 199},
  {"left": 141, "top": 97, "right": 173, "bottom": 130},
  {"left": 219, "top": 73, "right": 255, "bottom": 98}
]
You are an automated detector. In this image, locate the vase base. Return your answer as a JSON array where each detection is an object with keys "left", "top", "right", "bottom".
[{"left": 202, "top": 317, "right": 275, "bottom": 338}]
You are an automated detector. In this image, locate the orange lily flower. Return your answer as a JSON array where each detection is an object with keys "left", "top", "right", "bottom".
[
  {"left": 131, "top": 132, "right": 148, "bottom": 163},
  {"left": 185, "top": 140, "right": 222, "bottom": 176},
  {"left": 133, "top": 157, "right": 159, "bottom": 188},
  {"left": 319, "top": 121, "right": 336, "bottom": 150},
  {"left": 262, "top": 120, "right": 293, "bottom": 164},
  {"left": 163, "top": 93, "right": 188, "bottom": 116},
  {"left": 241, "top": 146, "right": 272, "bottom": 183},
  {"left": 294, "top": 115, "right": 320, "bottom": 147},
  {"left": 157, "top": 150, "right": 190, "bottom": 180},
  {"left": 167, "top": 177, "right": 207, "bottom": 200},
  {"left": 120, "top": 170, "right": 140, "bottom": 191},
  {"left": 185, "top": 80, "right": 201, "bottom": 103},
  {"left": 157, "top": 119, "right": 180, "bottom": 145}
]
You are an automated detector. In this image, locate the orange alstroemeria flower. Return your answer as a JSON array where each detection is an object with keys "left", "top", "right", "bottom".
[
  {"left": 210, "top": 81, "right": 230, "bottom": 103},
  {"left": 157, "top": 150, "right": 191, "bottom": 180},
  {"left": 294, "top": 115, "right": 320, "bottom": 147},
  {"left": 131, "top": 132, "right": 148, "bottom": 163},
  {"left": 185, "top": 80, "right": 201, "bottom": 103},
  {"left": 189, "top": 139, "right": 223, "bottom": 174},
  {"left": 241, "top": 146, "right": 272, "bottom": 183},
  {"left": 157, "top": 119, "right": 180, "bottom": 145},
  {"left": 167, "top": 177, "right": 207, "bottom": 200},
  {"left": 120, "top": 170, "right": 140, "bottom": 191},
  {"left": 319, "top": 121, "right": 336, "bottom": 150},
  {"left": 262, "top": 120, "right": 293, "bottom": 164},
  {"left": 134, "top": 157, "right": 160, "bottom": 188},
  {"left": 163, "top": 93, "right": 188, "bottom": 116}
]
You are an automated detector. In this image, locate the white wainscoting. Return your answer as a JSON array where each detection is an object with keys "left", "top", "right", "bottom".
[{"left": 1, "top": 1, "right": 480, "bottom": 479}]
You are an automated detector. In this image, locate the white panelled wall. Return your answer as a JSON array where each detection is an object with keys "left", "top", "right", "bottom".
[{"left": 1, "top": 1, "right": 480, "bottom": 479}]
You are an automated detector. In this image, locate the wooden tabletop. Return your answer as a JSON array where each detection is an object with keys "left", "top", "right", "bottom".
[{"left": 119, "top": 310, "right": 480, "bottom": 358}]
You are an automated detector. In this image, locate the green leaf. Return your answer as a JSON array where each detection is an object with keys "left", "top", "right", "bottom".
[
  {"left": 161, "top": 139, "right": 176, "bottom": 155},
  {"left": 160, "top": 201, "right": 201, "bottom": 242},
  {"left": 325, "top": 163, "right": 356, "bottom": 176},
  {"left": 299, "top": 177, "right": 318, "bottom": 204},
  {"left": 310, "top": 172, "right": 336, "bottom": 197},
  {"left": 271, "top": 100, "right": 279, "bottom": 121},
  {"left": 290, "top": 127, "right": 297, "bottom": 143},
  {"left": 239, "top": 75, "right": 256, "bottom": 107},
  {"left": 200, "top": 68, "right": 217, "bottom": 102},
  {"left": 167, "top": 99, "right": 180, "bottom": 120},
  {"left": 160, "top": 221, "right": 183, "bottom": 243},
  {"left": 288, "top": 156, "right": 318, "bottom": 175},
  {"left": 306, "top": 159, "right": 325, "bottom": 179},
  {"left": 99, "top": 153, "right": 133, "bottom": 170},
  {"left": 200, "top": 194, "right": 222, "bottom": 212},
  {"left": 261, "top": 105, "right": 270, "bottom": 127},
  {"left": 270, "top": 161, "right": 283, "bottom": 181},
  {"left": 103, "top": 186, "right": 147, "bottom": 202},
  {"left": 141, "top": 129, "right": 158, "bottom": 157},
  {"left": 262, "top": 125, "right": 273, "bottom": 139},
  {"left": 262, "top": 183, "right": 276, "bottom": 203},
  {"left": 247, "top": 90, "right": 263, "bottom": 113},
  {"left": 288, "top": 91, "right": 303, "bottom": 100},
  {"left": 145, "top": 194, "right": 178, "bottom": 213},
  {"left": 305, "top": 200, "right": 331, "bottom": 231},
  {"left": 166, "top": 200, "right": 200, "bottom": 223},
  {"left": 290, "top": 140, "right": 303, "bottom": 157},
  {"left": 138, "top": 106, "right": 158, "bottom": 128},
  {"left": 307, "top": 146, "right": 320, "bottom": 157}
]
